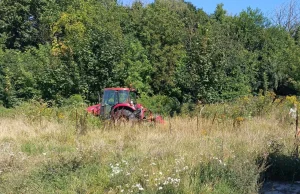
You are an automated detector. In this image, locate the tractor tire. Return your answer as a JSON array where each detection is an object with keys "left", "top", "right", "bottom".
[{"left": 114, "top": 109, "right": 136, "bottom": 122}]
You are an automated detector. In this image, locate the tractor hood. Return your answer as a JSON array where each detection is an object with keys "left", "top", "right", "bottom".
[{"left": 87, "top": 104, "right": 101, "bottom": 115}]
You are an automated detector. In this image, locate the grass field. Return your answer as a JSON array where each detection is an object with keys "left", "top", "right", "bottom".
[{"left": 0, "top": 97, "right": 299, "bottom": 193}]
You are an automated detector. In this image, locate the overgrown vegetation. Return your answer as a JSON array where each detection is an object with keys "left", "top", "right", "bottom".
[
  {"left": 0, "top": 0, "right": 300, "bottom": 112},
  {"left": 1, "top": 0, "right": 300, "bottom": 193},
  {"left": 0, "top": 95, "right": 299, "bottom": 193}
]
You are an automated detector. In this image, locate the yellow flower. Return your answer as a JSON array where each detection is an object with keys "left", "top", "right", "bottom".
[
  {"left": 236, "top": 117, "right": 244, "bottom": 122},
  {"left": 58, "top": 113, "right": 64, "bottom": 119},
  {"left": 286, "top": 95, "right": 298, "bottom": 106},
  {"left": 200, "top": 129, "right": 207, "bottom": 136}
]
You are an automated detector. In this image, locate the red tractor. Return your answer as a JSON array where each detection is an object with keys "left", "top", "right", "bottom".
[{"left": 87, "top": 87, "right": 164, "bottom": 123}]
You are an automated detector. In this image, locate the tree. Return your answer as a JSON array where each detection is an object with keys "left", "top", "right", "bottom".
[
  {"left": 0, "top": 0, "right": 49, "bottom": 50},
  {"left": 137, "top": 0, "right": 186, "bottom": 98},
  {"left": 273, "top": 0, "right": 300, "bottom": 36}
]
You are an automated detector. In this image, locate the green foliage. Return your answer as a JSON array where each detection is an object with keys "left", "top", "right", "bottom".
[
  {"left": 138, "top": 94, "right": 180, "bottom": 115},
  {"left": 136, "top": 0, "right": 187, "bottom": 97},
  {"left": 0, "top": 0, "right": 49, "bottom": 50},
  {"left": 196, "top": 91, "right": 291, "bottom": 125},
  {"left": 63, "top": 94, "right": 85, "bottom": 107},
  {"left": 0, "top": 0, "right": 300, "bottom": 108},
  {"left": 21, "top": 141, "right": 45, "bottom": 155},
  {"left": 190, "top": 155, "right": 261, "bottom": 194},
  {"left": 15, "top": 154, "right": 110, "bottom": 193},
  {"left": 117, "top": 36, "right": 153, "bottom": 95}
]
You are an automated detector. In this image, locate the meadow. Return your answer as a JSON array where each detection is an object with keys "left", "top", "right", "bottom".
[{"left": 0, "top": 94, "right": 299, "bottom": 193}]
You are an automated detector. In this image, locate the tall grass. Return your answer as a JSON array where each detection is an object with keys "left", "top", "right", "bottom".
[{"left": 0, "top": 95, "right": 298, "bottom": 193}]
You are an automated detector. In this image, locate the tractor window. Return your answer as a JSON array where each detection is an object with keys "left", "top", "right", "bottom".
[
  {"left": 102, "top": 90, "right": 117, "bottom": 105},
  {"left": 118, "top": 90, "right": 130, "bottom": 103},
  {"left": 130, "top": 91, "right": 137, "bottom": 104}
]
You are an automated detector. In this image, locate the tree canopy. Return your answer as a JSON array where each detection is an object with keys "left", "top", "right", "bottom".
[{"left": 0, "top": 0, "right": 300, "bottom": 111}]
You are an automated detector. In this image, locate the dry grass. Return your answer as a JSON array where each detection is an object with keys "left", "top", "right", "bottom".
[{"left": 0, "top": 112, "right": 296, "bottom": 193}]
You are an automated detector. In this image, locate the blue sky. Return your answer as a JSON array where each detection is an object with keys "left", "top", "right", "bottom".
[{"left": 120, "top": 0, "right": 289, "bottom": 16}]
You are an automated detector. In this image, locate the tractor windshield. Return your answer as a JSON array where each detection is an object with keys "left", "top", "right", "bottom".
[
  {"left": 118, "top": 90, "right": 130, "bottom": 103},
  {"left": 102, "top": 89, "right": 136, "bottom": 105},
  {"left": 102, "top": 90, "right": 117, "bottom": 105}
]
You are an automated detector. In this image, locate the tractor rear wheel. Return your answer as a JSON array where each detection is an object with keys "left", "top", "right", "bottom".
[{"left": 113, "top": 109, "right": 136, "bottom": 123}]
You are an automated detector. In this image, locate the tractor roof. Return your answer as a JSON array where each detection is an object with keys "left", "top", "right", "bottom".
[{"left": 104, "top": 87, "right": 136, "bottom": 91}]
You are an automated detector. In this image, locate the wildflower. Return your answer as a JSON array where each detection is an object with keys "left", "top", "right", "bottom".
[
  {"left": 175, "top": 169, "right": 181, "bottom": 173},
  {"left": 110, "top": 164, "right": 123, "bottom": 176},
  {"left": 58, "top": 112, "right": 64, "bottom": 119},
  {"left": 135, "top": 183, "right": 144, "bottom": 191},
  {"left": 183, "top": 166, "right": 189, "bottom": 170},
  {"left": 158, "top": 186, "right": 163, "bottom": 190}
]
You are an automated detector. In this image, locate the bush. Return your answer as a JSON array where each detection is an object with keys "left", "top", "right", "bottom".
[
  {"left": 138, "top": 94, "right": 180, "bottom": 116},
  {"left": 63, "top": 94, "right": 85, "bottom": 107}
]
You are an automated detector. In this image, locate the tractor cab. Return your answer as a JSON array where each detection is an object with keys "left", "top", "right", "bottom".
[
  {"left": 100, "top": 88, "right": 137, "bottom": 119},
  {"left": 102, "top": 88, "right": 137, "bottom": 106}
]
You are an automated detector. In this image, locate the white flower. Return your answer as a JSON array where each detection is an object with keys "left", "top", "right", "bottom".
[
  {"left": 159, "top": 186, "right": 163, "bottom": 190},
  {"left": 110, "top": 164, "right": 123, "bottom": 176},
  {"left": 183, "top": 166, "right": 189, "bottom": 170},
  {"left": 135, "top": 183, "right": 144, "bottom": 191}
]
